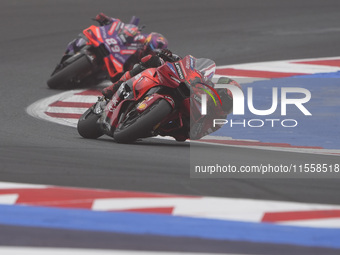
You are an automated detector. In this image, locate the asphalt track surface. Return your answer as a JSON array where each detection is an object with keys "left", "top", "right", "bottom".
[{"left": 1, "top": 0, "right": 340, "bottom": 254}]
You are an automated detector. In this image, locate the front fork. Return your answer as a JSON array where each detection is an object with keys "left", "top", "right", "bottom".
[
  {"left": 97, "top": 82, "right": 134, "bottom": 136},
  {"left": 89, "top": 97, "right": 110, "bottom": 135}
]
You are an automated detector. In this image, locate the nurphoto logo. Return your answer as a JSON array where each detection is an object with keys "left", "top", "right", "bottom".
[{"left": 200, "top": 84, "right": 312, "bottom": 128}]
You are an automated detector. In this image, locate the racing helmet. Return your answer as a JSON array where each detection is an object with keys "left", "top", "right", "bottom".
[
  {"left": 144, "top": 32, "right": 168, "bottom": 54},
  {"left": 119, "top": 24, "right": 139, "bottom": 44}
]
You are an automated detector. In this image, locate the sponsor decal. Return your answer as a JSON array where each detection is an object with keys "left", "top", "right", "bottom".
[
  {"left": 179, "top": 61, "right": 187, "bottom": 77},
  {"left": 108, "top": 22, "right": 117, "bottom": 35},
  {"left": 170, "top": 76, "right": 181, "bottom": 84},
  {"left": 95, "top": 28, "right": 101, "bottom": 40},
  {"left": 114, "top": 53, "right": 125, "bottom": 63},
  {"left": 119, "top": 34, "right": 126, "bottom": 43},
  {"left": 121, "top": 49, "right": 137, "bottom": 55},
  {"left": 116, "top": 21, "right": 122, "bottom": 31},
  {"left": 198, "top": 83, "right": 223, "bottom": 115},
  {"left": 137, "top": 102, "right": 147, "bottom": 110},
  {"left": 193, "top": 94, "right": 202, "bottom": 103},
  {"left": 157, "top": 72, "right": 164, "bottom": 84},
  {"left": 164, "top": 96, "right": 175, "bottom": 108},
  {"left": 174, "top": 62, "right": 185, "bottom": 79},
  {"left": 111, "top": 57, "right": 123, "bottom": 69},
  {"left": 167, "top": 63, "right": 177, "bottom": 75},
  {"left": 126, "top": 45, "right": 138, "bottom": 50},
  {"left": 136, "top": 76, "right": 144, "bottom": 85},
  {"left": 100, "top": 26, "right": 107, "bottom": 39},
  {"left": 185, "top": 57, "right": 191, "bottom": 70},
  {"left": 146, "top": 95, "right": 154, "bottom": 102},
  {"left": 190, "top": 56, "right": 195, "bottom": 70},
  {"left": 134, "top": 73, "right": 142, "bottom": 80}
]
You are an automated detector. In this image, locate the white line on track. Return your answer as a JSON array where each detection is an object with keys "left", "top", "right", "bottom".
[
  {"left": 217, "top": 61, "right": 340, "bottom": 73},
  {"left": 0, "top": 247, "right": 244, "bottom": 255}
]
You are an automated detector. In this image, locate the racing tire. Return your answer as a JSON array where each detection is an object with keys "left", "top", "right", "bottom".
[
  {"left": 47, "top": 54, "right": 94, "bottom": 89},
  {"left": 77, "top": 108, "right": 104, "bottom": 139},
  {"left": 113, "top": 99, "right": 172, "bottom": 143}
]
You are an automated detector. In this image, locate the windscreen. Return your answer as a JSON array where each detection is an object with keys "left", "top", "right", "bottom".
[{"left": 194, "top": 58, "right": 216, "bottom": 81}]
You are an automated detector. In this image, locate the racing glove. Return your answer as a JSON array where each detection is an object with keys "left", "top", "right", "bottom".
[
  {"left": 155, "top": 49, "right": 180, "bottom": 62},
  {"left": 94, "top": 13, "right": 113, "bottom": 26},
  {"left": 102, "top": 80, "right": 124, "bottom": 99}
]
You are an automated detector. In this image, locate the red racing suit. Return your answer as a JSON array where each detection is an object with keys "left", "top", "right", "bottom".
[{"left": 102, "top": 53, "right": 241, "bottom": 141}]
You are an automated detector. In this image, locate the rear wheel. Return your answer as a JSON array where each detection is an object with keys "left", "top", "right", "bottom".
[
  {"left": 47, "top": 54, "right": 97, "bottom": 89},
  {"left": 77, "top": 108, "right": 104, "bottom": 139},
  {"left": 114, "top": 99, "right": 172, "bottom": 143}
]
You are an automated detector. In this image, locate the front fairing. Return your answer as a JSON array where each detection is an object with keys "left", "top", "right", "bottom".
[
  {"left": 64, "top": 37, "right": 87, "bottom": 55},
  {"left": 156, "top": 55, "right": 216, "bottom": 88},
  {"left": 153, "top": 55, "right": 217, "bottom": 121},
  {"left": 83, "top": 22, "right": 143, "bottom": 77},
  {"left": 167, "top": 57, "right": 217, "bottom": 124},
  {"left": 132, "top": 68, "right": 160, "bottom": 98}
]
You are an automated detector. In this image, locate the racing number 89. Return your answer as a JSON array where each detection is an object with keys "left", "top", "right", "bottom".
[{"left": 105, "top": 38, "right": 120, "bottom": 52}]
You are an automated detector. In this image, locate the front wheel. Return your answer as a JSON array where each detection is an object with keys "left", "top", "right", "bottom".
[
  {"left": 47, "top": 54, "right": 96, "bottom": 89},
  {"left": 77, "top": 108, "right": 104, "bottom": 139},
  {"left": 113, "top": 99, "right": 172, "bottom": 143}
]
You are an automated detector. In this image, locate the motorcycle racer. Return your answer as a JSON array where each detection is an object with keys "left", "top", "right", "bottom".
[
  {"left": 102, "top": 49, "right": 178, "bottom": 98},
  {"left": 63, "top": 13, "right": 168, "bottom": 82},
  {"left": 101, "top": 49, "right": 241, "bottom": 141}
]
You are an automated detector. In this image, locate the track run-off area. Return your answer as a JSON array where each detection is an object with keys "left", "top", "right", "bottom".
[
  {"left": 1, "top": 1, "right": 340, "bottom": 254},
  {"left": 13, "top": 56, "right": 340, "bottom": 254}
]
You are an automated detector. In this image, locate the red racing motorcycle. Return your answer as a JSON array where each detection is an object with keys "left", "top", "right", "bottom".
[{"left": 77, "top": 54, "right": 216, "bottom": 143}]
